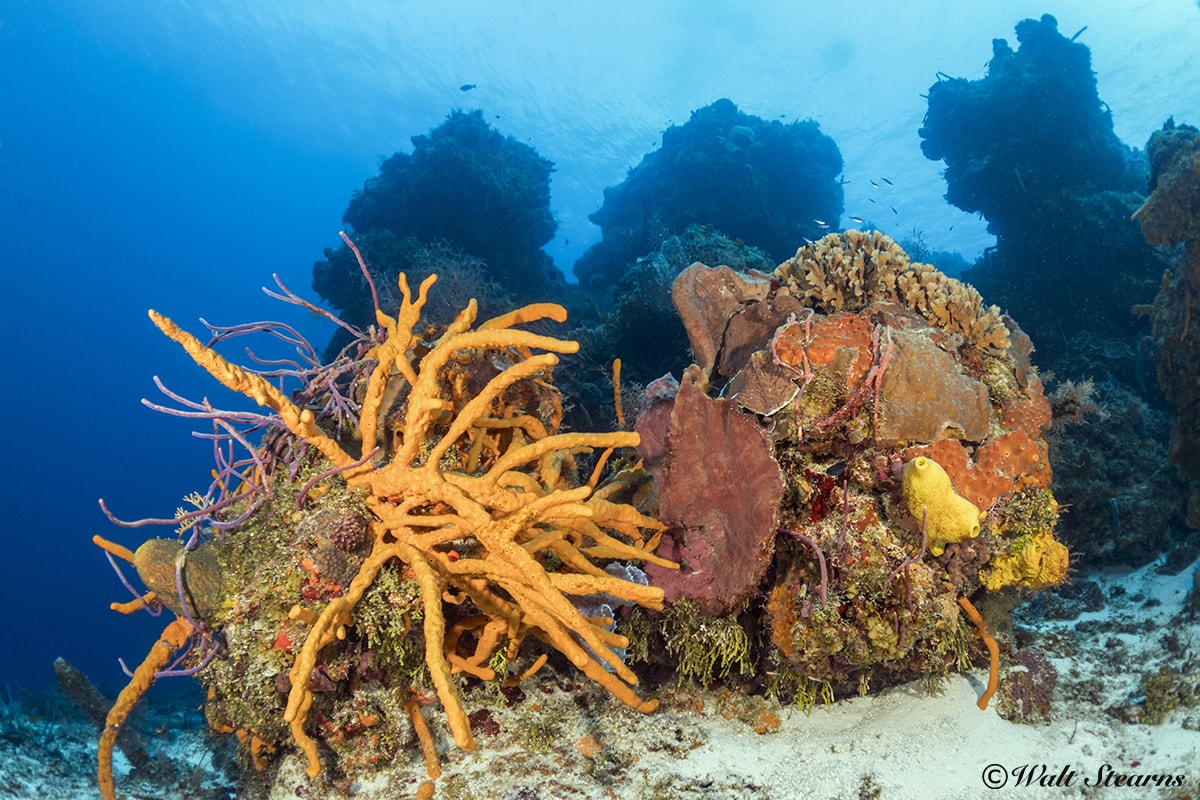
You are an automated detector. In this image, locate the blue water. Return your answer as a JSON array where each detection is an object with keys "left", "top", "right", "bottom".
[{"left": 2, "top": 0, "right": 1198, "bottom": 699}]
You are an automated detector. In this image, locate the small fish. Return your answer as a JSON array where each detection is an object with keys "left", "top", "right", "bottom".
[
  {"left": 948, "top": 225, "right": 954, "bottom": 232},
  {"left": 881, "top": 177, "right": 894, "bottom": 186},
  {"left": 813, "top": 219, "right": 829, "bottom": 228},
  {"left": 802, "top": 237, "right": 815, "bottom": 245},
  {"left": 868, "top": 198, "right": 876, "bottom": 204},
  {"left": 460, "top": 83, "right": 477, "bottom": 91},
  {"left": 826, "top": 461, "right": 847, "bottom": 478},
  {"left": 870, "top": 179, "right": 879, "bottom": 188},
  {"left": 891, "top": 206, "right": 898, "bottom": 214},
  {"left": 849, "top": 216, "right": 864, "bottom": 224}
]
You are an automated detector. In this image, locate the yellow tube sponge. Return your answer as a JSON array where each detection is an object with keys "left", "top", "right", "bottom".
[{"left": 902, "top": 456, "right": 982, "bottom": 556}]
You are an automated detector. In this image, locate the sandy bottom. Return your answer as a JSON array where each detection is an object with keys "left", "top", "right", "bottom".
[{"left": 3, "top": 559, "right": 1197, "bottom": 800}]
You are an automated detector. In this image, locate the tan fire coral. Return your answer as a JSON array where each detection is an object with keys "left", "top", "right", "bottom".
[
  {"left": 150, "top": 273, "right": 675, "bottom": 779},
  {"left": 775, "top": 230, "right": 1010, "bottom": 354}
]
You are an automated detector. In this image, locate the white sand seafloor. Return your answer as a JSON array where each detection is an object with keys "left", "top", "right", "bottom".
[{"left": 2, "top": 559, "right": 1197, "bottom": 800}]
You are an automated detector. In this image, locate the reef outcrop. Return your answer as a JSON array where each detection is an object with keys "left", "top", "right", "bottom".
[
  {"left": 93, "top": 266, "right": 673, "bottom": 798},
  {"left": 919, "top": 13, "right": 1161, "bottom": 367},
  {"left": 314, "top": 109, "right": 560, "bottom": 339},
  {"left": 90, "top": 230, "right": 1071, "bottom": 797},
  {"left": 574, "top": 98, "right": 843, "bottom": 289},
  {"left": 1138, "top": 120, "right": 1200, "bottom": 483},
  {"left": 636, "top": 230, "right": 1066, "bottom": 701}
]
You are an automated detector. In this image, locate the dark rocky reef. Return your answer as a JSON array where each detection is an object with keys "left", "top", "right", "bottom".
[
  {"left": 573, "top": 98, "right": 843, "bottom": 290},
  {"left": 919, "top": 14, "right": 1161, "bottom": 368},
  {"left": 313, "top": 109, "right": 558, "bottom": 340},
  {"left": 1138, "top": 121, "right": 1200, "bottom": 481}
]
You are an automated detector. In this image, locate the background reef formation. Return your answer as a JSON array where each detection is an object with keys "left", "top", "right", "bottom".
[
  {"left": 568, "top": 224, "right": 777, "bottom": 397},
  {"left": 305, "top": 102, "right": 846, "bottom": 433},
  {"left": 920, "top": 14, "right": 1193, "bottom": 571},
  {"left": 312, "top": 109, "right": 559, "bottom": 349},
  {"left": 573, "top": 98, "right": 844, "bottom": 290},
  {"left": 633, "top": 230, "right": 1067, "bottom": 703},
  {"left": 95, "top": 270, "right": 675, "bottom": 798},
  {"left": 1139, "top": 120, "right": 1200, "bottom": 504},
  {"left": 920, "top": 13, "right": 1161, "bottom": 369}
]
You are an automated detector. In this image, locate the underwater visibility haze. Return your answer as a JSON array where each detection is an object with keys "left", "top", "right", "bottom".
[{"left": 3, "top": 2, "right": 1200, "bottom": 798}]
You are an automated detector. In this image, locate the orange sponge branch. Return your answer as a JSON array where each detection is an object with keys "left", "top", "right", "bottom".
[
  {"left": 97, "top": 618, "right": 193, "bottom": 800},
  {"left": 957, "top": 596, "right": 999, "bottom": 710}
]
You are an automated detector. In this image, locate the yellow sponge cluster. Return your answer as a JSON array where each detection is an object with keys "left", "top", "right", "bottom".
[{"left": 981, "top": 530, "right": 1070, "bottom": 590}]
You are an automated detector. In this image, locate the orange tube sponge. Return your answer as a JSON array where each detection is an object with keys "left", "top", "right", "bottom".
[
  {"left": 97, "top": 618, "right": 193, "bottom": 800},
  {"left": 151, "top": 271, "right": 674, "bottom": 781},
  {"left": 957, "top": 596, "right": 999, "bottom": 711}
]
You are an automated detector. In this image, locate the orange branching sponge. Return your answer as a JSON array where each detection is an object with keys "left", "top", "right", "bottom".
[
  {"left": 94, "top": 535, "right": 201, "bottom": 800},
  {"left": 957, "top": 596, "right": 999, "bottom": 711},
  {"left": 97, "top": 617, "right": 193, "bottom": 800},
  {"left": 149, "top": 272, "right": 677, "bottom": 778},
  {"left": 612, "top": 358, "right": 626, "bottom": 429},
  {"left": 404, "top": 688, "right": 442, "bottom": 783}
]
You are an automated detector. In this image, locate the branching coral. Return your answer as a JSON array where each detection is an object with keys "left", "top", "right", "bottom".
[
  {"left": 775, "top": 230, "right": 1010, "bottom": 354},
  {"left": 101, "top": 269, "right": 675, "bottom": 792}
]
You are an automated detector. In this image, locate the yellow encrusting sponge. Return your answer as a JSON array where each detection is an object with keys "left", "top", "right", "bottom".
[{"left": 902, "top": 456, "right": 983, "bottom": 556}]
